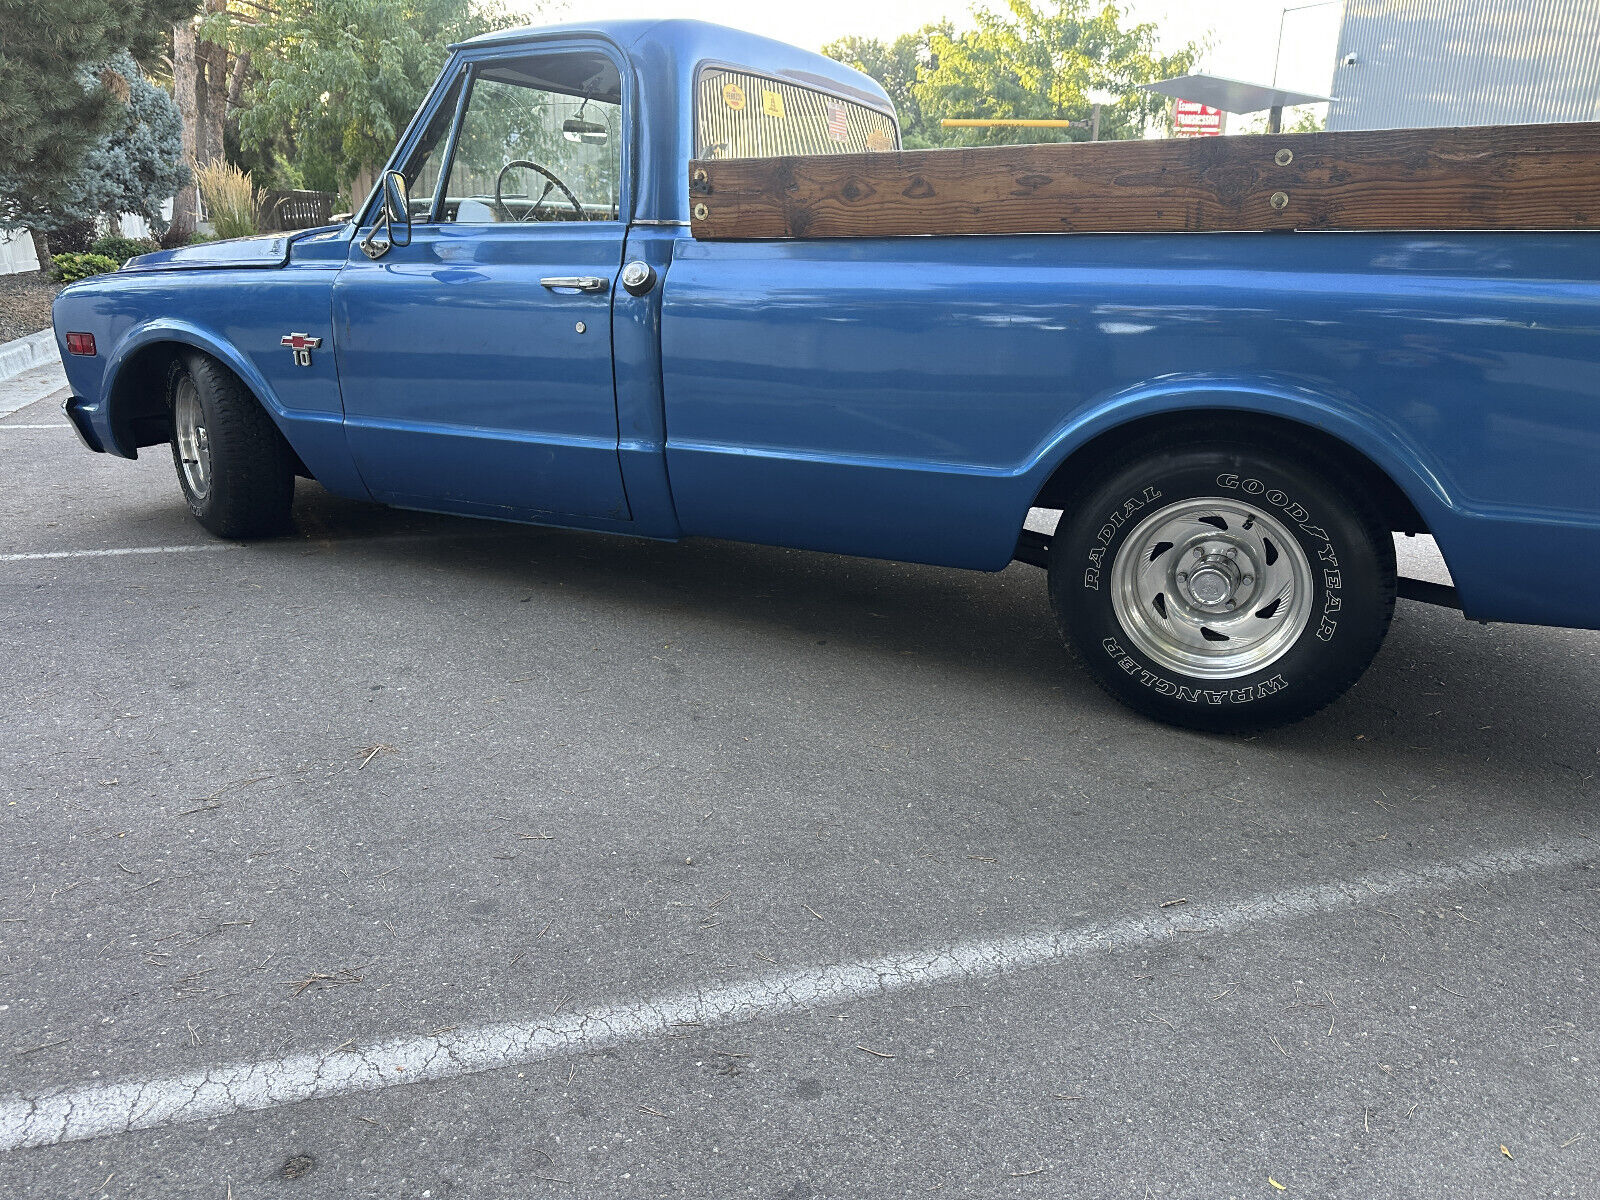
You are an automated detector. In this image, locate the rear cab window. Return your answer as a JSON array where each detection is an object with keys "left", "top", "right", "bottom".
[{"left": 696, "top": 67, "right": 898, "bottom": 159}]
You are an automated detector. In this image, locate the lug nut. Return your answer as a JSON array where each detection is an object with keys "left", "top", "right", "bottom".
[
  {"left": 1225, "top": 547, "right": 1238, "bottom": 559},
  {"left": 1242, "top": 575, "right": 1253, "bottom": 586},
  {"left": 1193, "top": 547, "right": 1205, "bottom": 558}
]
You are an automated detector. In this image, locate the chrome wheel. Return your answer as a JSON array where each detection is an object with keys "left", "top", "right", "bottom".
[
  {"left": 173, "top": 377, "right": 211, "bottom": 501},
  {"left": 1109, "top": 496, "right": 1313, "bottom": 680}
]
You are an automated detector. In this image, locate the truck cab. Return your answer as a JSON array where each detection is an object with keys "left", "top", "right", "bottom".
[
  {"left": 55, "top": 20, "right": 897, "bottom": 540},
  {"left": 329, "top": 21, "right": 897, "bottom": 536}
]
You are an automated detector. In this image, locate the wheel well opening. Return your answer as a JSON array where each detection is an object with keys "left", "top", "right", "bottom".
[
  {"left": 107, "top": 343, "right": 184, "bottom": 455},
  {"left": 107, "top": 343, "right": 311, "bottom": 478},
  {"left": 1029, "top": 411, "right": 1429, "bottom": 535}
]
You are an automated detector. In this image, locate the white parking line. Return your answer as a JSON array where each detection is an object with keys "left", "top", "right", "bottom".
[
  {"left": 1, "top": 839, "right": 1587, "bottom": 1154},
  {"left": 0, "top": 424, "right": 70, "bottom": 430},
  {"left": 1, "top": 528, "right": 541, "bottom": 564},
  {"left": 0, "top": 544, "right": 243, "bottom": 563}
]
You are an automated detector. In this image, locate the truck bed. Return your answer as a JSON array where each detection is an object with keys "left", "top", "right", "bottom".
[{"left": 659, "top": 228, "right": 1600, "bottom": 630}]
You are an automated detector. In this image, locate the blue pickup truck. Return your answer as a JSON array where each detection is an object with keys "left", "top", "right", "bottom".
[{"left": 52, "top": 19, "right": 1600, "bottom": 731}]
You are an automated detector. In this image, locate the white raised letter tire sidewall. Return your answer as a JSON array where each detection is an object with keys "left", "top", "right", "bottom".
[{"left": 1048, "top": 443, "right": 1392, "bottom": 729}]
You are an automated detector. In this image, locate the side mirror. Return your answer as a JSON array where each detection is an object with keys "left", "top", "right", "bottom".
[
  {"left": 383, "top": 171, "right": 412, "bottom": 230},
  {"left": 360, "top": 170, "right": 412, "bottom": 260}
]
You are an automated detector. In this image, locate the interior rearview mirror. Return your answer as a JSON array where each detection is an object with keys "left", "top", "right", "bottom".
[{"left": 562, "top": 117, "right": 608, "bottom": 145}]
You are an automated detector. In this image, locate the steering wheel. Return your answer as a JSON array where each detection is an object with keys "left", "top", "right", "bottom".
[{"left": 494, "top": 159, "right": 586, "bottom": 222}]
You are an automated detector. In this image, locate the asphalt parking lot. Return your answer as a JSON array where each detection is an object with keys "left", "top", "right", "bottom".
[{"left": 1, "top": 372, "right": 1597, "bottom": 1199}]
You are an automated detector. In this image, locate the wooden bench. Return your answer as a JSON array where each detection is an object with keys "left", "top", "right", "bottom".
[{"left": 261, "top": 190, "right": 336, "bottom": 232}]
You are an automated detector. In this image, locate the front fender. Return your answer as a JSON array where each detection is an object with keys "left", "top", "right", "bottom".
[
  {"left": 89, "top": 311, "right": 369, "bottom": 501},
  {"left": 98, "top": 319, "right": 293, "bottom": 456}
]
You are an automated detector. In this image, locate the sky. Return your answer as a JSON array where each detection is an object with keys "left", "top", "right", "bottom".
[{"left": 516, "top": 0, "right": 1345, "bottom": 100}]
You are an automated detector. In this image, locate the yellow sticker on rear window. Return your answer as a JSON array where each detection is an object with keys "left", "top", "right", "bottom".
[
  {"left": 866, "top": 129, "right": 893, "bottom": 152},
  {"left": 722, "top": 82, "right": 746, "bottom": 110},
  {"left": 761, "top": 89, "right": 786, "bottom": 119}
]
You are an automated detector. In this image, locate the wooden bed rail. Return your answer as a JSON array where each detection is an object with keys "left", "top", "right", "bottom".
[{"left": 688, "top": 122, "right": 1600, "bottom": 239}]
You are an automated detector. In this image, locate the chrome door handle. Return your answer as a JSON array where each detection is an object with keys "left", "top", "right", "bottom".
[{"left": 540, "top": 276, "right": 608, "bottom": 293}]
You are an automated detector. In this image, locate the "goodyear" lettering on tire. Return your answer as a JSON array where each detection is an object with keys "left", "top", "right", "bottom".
[{"left": 1216, "top": 473, "right": 1342, "bottom": 642}]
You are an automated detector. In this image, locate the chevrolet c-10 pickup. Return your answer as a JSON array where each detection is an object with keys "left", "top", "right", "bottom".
[{"left": 51, "top": 19, "right": 1600, "bottom": 730}]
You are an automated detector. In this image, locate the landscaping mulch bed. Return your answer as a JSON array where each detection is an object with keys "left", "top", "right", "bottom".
[{"left": 0, "top": 271, "right": 65, "bottom": 343}]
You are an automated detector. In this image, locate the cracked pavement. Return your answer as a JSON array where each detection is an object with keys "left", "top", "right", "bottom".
[{"left": 1, "top": 383, "right": 1598, "bottom": 1197}]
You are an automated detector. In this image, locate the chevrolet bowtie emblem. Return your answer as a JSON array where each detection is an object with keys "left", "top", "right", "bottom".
[{"left": 281, "top": 332, "right": 322, "bottom": 366}]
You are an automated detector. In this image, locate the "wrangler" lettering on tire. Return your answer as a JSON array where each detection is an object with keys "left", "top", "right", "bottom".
[{"left": 1101, "top": 637, "right": 1289, "bottom": 705}]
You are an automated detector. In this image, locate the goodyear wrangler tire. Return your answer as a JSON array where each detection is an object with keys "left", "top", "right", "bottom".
[
  {"left": 168, "top": 352, "right": 295, "bottom": 539},
  {"left": 1048, "top": 437, "right": 1395, "bottom": 732}
]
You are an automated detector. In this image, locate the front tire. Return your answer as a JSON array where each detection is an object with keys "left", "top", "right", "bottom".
[
  {"left": 168, "top": 352, "right": 295, "bottom": 539},
  {"left": 1048, "top": 436, "right": 1395, "bottom": 732}
]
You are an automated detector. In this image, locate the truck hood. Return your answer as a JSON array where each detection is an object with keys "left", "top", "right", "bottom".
[{"left": 124, "top": 228, "right": 338, "bottom": 272}]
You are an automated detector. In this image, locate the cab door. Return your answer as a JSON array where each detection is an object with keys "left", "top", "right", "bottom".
[{"left": 332, "top": 45, "right": 631, "bottom": 523}]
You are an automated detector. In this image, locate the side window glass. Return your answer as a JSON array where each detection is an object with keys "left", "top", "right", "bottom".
[
  {"left": 441, "top": 51, "right": 623, "bottom": 224},
  {"left": 401, "top": 76, "right": 463, "bottom": 217}
]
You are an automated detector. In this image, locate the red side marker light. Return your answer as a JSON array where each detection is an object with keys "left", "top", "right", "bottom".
[{"left": 65, "top": 332, "right": 97, "bottom": 356}]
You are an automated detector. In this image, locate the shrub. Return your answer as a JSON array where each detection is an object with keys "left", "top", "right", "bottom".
[
  {"left": 89, "top": 234, "right": 158, "bottom": 264},
  {"left": 187, "top": 231, "right": 218, "bottom": 244},
  {"left": 194, "top": 160, "right": 260, "bottom": 240},
  {"left": 51, "top": 252, "right": 121, "bottom": 283},
  {"left": 48, "top": 218, "right": 100, "bottom": 255}
]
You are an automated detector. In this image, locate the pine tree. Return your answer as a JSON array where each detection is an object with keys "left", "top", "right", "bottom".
[
  {"left": 43, "top": 54, "right": 192, "bottom": 238},
  {"left": 0, "top": 0, "right": 198, "bottom": 264}
]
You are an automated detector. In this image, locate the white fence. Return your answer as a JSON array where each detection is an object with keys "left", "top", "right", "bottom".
[
  {"left": 1, "top": 198, "right": 177, "bottom": 275},
  {"left": 0, "top": 230, "right": 40, "bottom": 275}
]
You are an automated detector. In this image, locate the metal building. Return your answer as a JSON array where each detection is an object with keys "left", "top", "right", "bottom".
[{"left": 1329, "top": 0, "right": 1600, "bottom": 130}]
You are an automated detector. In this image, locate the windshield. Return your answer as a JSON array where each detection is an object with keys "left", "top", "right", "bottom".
[{"left": 696, "top": 68, "right": 898, "bottom": 159}]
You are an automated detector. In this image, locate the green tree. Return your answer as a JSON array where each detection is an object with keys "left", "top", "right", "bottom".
[
  {"left": 0, "top": 0, "right": 199, "bottom": 263},
  {"left": 1285, "top": 107, "right": 1326, "bottom": 133},
  {"left": 1, "top": 55, "right": 189, "bottom": 256},
  {"left": 827, "top": 0, "right": 1196, "bottom": 148},
  {"left": 207, "top": 0, "right": 518, "bottom": 201}
]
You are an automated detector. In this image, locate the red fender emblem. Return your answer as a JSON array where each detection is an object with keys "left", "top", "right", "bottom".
[{"left": 281, "top": 332, "right": 322, "bottom": 366}]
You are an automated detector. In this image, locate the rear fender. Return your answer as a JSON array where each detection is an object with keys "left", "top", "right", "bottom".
[
  {"left": 1021, "top": 374, "right": 1456, "bottom": 528},
  {"left": 1016, "top": 373, "right": 1480, "bottom": 599}
]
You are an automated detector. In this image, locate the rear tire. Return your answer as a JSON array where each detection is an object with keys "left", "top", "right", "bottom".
[
  {"left": 1048, "top": 435, "right": 1395, "bottom": 732},
  {"left": 168, "top": 352, "right": 295, "bottom": 539}
]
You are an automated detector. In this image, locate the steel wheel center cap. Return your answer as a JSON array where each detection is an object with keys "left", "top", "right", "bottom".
[{"left": 1187, "top": 563, "right": 1235, "bottom": 606}]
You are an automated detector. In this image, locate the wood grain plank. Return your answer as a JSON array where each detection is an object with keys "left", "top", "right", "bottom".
[{"left": 689, "top": 122, "right": 1600, "bottom": 239}]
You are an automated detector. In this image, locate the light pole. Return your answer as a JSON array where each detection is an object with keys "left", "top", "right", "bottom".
[
  {"left": 1273, "top": 0, "right": 1340, "bottom": 88},
  {"left": 1086, "top": 88, "right": 1116, "bottom": 141},
  {"left": 1271, "top": 0, "right": 1339, "bottom": 132}
]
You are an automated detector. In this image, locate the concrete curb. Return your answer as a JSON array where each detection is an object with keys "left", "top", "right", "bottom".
[{"left": 0, "top": 329, "right": 59, "bottom": 382}]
